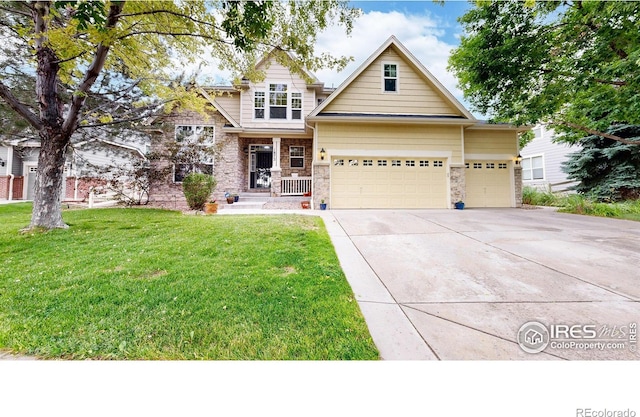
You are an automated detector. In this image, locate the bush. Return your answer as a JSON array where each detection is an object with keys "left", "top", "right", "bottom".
[
  {"left": 522, "top": 186, "right": 561, "bottom": 206},
  {"left": 182, "top": 173, "right": 216, "bottom": 210}
]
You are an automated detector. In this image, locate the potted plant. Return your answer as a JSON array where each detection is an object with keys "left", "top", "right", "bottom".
[
  {"left": 204, "top": 199, "right": 218, "bottom": 214},
  {"left": 301, "top": 201, "right": 311, "bottom": 209},
  {"left": 225, "top": 192, "right": 234, "bottom": 204},
  {"left": 454, "top": 201, "right": 465, "bottom": 210},
  {"left": 319, "top": 199, "right": 327, "bottom": 210},
  {"left": 233, "top": 193, "right": 240, "bottom": 202}
]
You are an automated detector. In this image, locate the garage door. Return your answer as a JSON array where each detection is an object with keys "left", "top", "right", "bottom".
[
  {"left": 331, "top": 157, "right": 448, "bottom": 209},
  {"left": 465, "top": 161, "right": 512, "bottom": 207}
]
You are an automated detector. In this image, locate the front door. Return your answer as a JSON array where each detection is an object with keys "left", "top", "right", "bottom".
[{"left": 249, "top": 145, "right": 272, "bottom": 189}]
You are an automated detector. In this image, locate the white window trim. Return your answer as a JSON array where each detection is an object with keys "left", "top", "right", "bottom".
[
  {"left": 381, "top": 62, "right": 400, "bottom": 93},
  {"left": 252, "top": 82, "right": 304, "bottom": 122},
  {"left": 289, "top": 145, "right": 305, "bottom": 169},
  {"left": 253, "top": 91, "right": 265, "bottom": 120},
  {"left": 521, "top": 154, "right": 545, "bottom": 181},
  {"left": 173, "top": 124, "right": 216, "bottom": 183}
]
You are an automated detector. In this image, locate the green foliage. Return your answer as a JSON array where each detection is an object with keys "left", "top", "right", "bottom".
[
  {"left": 558, "top": 194, "right": 640, "bottom": 218},
  {"left": 181, "top": 172, "right": 216, "bottom": 210},
  {"left": 0, "top": 205, "right": 379, "bottom": 359},
  {"left": 562, "top": 125, "right": 640, "bottom": 201},
  {"left": 522, "top": 186, "right": 560, "bottom": 206},
  {"left": 449, "top": 1, "right": 640, "bottom": 145}
]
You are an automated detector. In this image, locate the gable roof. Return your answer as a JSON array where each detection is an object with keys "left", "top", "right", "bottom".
[
  {"left": 308, "top": 35, "right": 475, "bottom": 121},
  {"left": 199, "top": 88, "right": 241, "bottom": 128}
]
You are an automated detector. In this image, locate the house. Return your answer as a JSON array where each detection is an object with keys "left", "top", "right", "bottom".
[
  {"left": 0, "top": 137, "right": 147, "bottom": 202},
  {"left": 520, "top": 125, "right": 580, "bottom": 192},
  {"left": 149, "top": 36, "right": 527, "bottom": 209}
]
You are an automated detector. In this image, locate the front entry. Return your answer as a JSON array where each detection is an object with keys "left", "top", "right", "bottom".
[{"left": 249, "top": 145, "right": 272, "bottom": 189}]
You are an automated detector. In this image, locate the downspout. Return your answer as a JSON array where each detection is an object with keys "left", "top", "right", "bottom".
[{"left": 305, "top": 120, "right": 316, "bottom": 209}]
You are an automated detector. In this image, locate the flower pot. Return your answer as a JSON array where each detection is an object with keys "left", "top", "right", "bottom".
[
  {"left": 319, "top": 203, "right": 327, "bottom": 210},
  {"left": 454, "top": 202, "right": 465, "bottom": 210},
  {"left": 301, "top": 201, "right": 311, "bottom": 209},
  {"left": 226, "top": 197, "right": 234, "bottom": 204},
  {"left": 204, "top": 202, "right": 218, "bottom": 214},
  {"left": 233, "top": 195, "right": 239, "bottom": 202}
]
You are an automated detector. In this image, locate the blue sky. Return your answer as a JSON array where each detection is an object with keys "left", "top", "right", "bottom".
[{"left": 313, "top": 1, "right": 473, "bottom": 109}]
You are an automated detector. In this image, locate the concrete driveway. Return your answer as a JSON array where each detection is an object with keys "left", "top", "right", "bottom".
[{"left": 323, "top": 208, "right": 640, "bottom": 360}]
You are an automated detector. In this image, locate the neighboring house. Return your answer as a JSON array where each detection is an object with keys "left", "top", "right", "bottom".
[
  {"left": 148, "top": 36, "right": 527, "bottom": 209},
  {"left": 520, "top": 125, "right": 580, "bottom": 192},
  {"left": 0, "top": 137, "right": 147, "bottom": 201}
]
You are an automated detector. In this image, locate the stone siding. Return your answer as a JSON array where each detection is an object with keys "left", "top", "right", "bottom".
[
  {"left": 312, "top": 163, "right": 330, "bottom": 209},
  {"left": 450, "top": 165, "right": 466, "bottom": 207},
  {"left": 514, "top": 166, "right": 523, "bottom": 207}
]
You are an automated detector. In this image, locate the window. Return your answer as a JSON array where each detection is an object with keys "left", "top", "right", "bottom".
[
  {"left": 522, "top": 156, "right": 544, "bottom": 180},
  {"left": 363, "top": 159, "right": 373, "bottom": 166},
  {"left": 405, "top": 160, "right": 415, "bottom": 167},
  {"left": 486, "top": 163, "right": 495, "bottom": 169},
  {"left": 334, "top": 159, "right": 344, "bottom": 166},
  {"left": 383, "top": 63, "right": 398, "bottom": 92},
  {"left": 292, "top": 92, "right": 302, "bottom": 119},
  {"left": 473, "top": 163, "right": 482, "bottom": 169},
  {"left": 498, "top": 163, "right": 507, "bottom": 169},
  {"left": 290, "top": 146, "right": 304, "bottom": 168},
  {"left": 420, "top": 160, "right": 429, "bottom": 167},
  {"left": 254, "top": 91, "right": 265, "bottom": 119},
  {"left": 433, "top": 161, "right": 443, "bottom": 167},
  {"left": 349, "top": 159, "right": 358, "bottom": 166},
  {"left": 391, "top": 160, "right": 401, "bottom": 167},
  {"left": 173, "top": 125, "right": 215, "bottom": 183},
  {"left": 269, "top": 83, "right": 287, "bottom": 119},
  {"left": 377, "top": 160, "right": 387, "bottom": 167}
]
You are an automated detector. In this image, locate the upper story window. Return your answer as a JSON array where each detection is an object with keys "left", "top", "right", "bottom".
[
  {"left": 292, "top": 92, "right": 302, "bottom": 120},
  {"left": 269, "top": 83, "right": 288, "bottom": 119},
  {"left": 522, "top": 155, "right": 544, "bottom": 180},
  {"left": 253, "top": 83, "right": 304, "bottom": 121},
  {"left": 254, "top": 92, "right": 265, "bottom": 119},
  {"left": 383, "top": 63, "right": 398, "bottom": 92}
]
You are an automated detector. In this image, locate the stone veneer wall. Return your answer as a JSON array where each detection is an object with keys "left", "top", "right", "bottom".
[
  {"left": 149, "top": 110, "right": 241, "bottom": 206},
  {"left": 514, "top": 166, "right": 523, "bottom": 207},
  {"left": 450, "top": 165, "right": 466, "bottom": 207},
  {"left": 312, "top": 163, "right": 330, "bottom": 209},
  {"left": 280, "top": 139, "right": 313, "bottom": 178}
]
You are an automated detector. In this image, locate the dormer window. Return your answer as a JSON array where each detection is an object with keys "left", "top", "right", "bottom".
[{"left": 383, "top": 63, "right": 398, "bottom": 92}]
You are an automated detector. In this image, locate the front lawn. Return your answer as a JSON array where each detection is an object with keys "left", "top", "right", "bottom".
[{"left": 0, "top": 204, "right": 379, "bottom": 360}]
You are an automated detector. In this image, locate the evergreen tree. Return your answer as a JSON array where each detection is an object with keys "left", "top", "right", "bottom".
[{"left": 562, "top": 125, "right": 640, "bottom": 201}]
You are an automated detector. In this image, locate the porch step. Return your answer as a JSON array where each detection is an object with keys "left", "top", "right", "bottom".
[{"left": 221, "top": 192, "right": 269, "bottom": 210}]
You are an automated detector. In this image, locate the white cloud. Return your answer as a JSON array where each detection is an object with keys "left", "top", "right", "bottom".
[{"left": 313, "top": 9, "right": 467, "bottom": 108}]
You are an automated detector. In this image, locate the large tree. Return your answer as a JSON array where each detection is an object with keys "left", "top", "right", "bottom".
[
  {"left": 448, "top": 1, "right": 640, "bottom": 146},
  {"left": 0, "top": 0, "right": 358, "bottom": 229}
]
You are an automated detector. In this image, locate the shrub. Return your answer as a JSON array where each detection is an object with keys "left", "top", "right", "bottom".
[
  {"left": 182, "top": 173, "right": 216, "bottom": 210},
  {"left": 522, "top": 186, "right": 560, "bottom": 206}
]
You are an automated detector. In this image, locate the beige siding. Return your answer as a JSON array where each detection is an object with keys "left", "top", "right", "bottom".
[
  {"left": 464, "top": 129, "right": 518, "bottom": 155},
  {"left": 240, "top": 59, "right": 314, "bottom": 129},
  {"left": 214, "top": 93, "right": 240, "bottom": 125},
  {"left": 318, "top": 122, "right": 463, "bottom": 163},
  {"left": 323, "top": 47, "right": 461, "bottom": 116}
]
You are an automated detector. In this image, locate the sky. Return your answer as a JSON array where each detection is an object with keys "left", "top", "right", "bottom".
[{"left": 313, "top": 0, "right": 472, "bottom": 108}]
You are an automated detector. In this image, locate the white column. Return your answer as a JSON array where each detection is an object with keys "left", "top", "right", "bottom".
[{"left": 272, "top": 137, "right": 281, "bottom": 170}]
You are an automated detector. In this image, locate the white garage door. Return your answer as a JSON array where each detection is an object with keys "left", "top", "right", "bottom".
[
  {"left": 465, "top": 161, "right": 512, "bottom": 207},
  {"left": 331, "top": 157, "right": 448, "bottom": 209}
]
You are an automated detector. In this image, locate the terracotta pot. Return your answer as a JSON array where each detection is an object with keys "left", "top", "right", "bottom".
[
  {"left": 226, "top": 197, "right": 234, "bottom": 204},
  {"left": 301, "top": 201, "right": 311, "bottom": 209},
  {"left": 204, "top": 203, "right": 218, "bottom": 214}
]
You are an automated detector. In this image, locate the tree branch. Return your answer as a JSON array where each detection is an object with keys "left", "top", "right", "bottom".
[
  {"left": 0, "top": 81, "right": 43, "bottom": 130},
  {"left": 594, "top": 79, "right": 627, "bottom": 87},
  {"left": 553, "top": 121, "right": 640, "bottom": 145},
  {"left": 61, "top": 1, "right": 125, "bottom": 136}
]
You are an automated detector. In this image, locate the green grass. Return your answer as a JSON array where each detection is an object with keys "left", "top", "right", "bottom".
[
  {"left": 0, "top": 204, "right": 379, "bottom": 360},
  {"left": 522, "top": 186, "right": 640, "bottom": 221}
]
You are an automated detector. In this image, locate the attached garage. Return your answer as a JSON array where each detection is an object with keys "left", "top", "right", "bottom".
[
  {"left": 330, "top": 156, "right": 448, "bottom": 209},
  {"left": 465, "top": 160, "right": 513, "bottom": 207}
]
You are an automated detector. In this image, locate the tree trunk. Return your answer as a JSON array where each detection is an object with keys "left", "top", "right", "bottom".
[{"left": 30, "top": 131, "right": 70, "bottom": 229}]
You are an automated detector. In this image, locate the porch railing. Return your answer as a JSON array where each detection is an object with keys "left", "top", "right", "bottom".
[{"left": 281, "top": 176, "right": 312, "bottom": 196}]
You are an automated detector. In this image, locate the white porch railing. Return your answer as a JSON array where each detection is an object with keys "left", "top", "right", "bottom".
[{"left": 281, "top": 176, "right": 312, "bottom": 196}]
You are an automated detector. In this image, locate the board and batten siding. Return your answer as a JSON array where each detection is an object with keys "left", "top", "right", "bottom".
[
  {"left": 317, "top": 122, "right": 463, "bottom": 162},
  {"left": 322, "top": 47, "right": 461, "bottom": 116},
  {"left": 240, "top": 59, "right": 315, "bottom": 129},
  {"left": 464, "top": 129, "right": 518, "bottom": 156}
]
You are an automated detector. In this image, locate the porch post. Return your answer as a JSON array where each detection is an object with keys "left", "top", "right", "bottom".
[{"left": 271, "top": 137, "right": 282, "bottom": 197}]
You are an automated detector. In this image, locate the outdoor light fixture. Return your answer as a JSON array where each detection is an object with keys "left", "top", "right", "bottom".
[
  {"left": 320, "top": 148, "right": 326, "bottom": 160},
  {"left": 516, "top": 153, "right": 522, "bottom": 165},
  {"left": 0, "top": 158, "right": 4, "bottom": 167}
]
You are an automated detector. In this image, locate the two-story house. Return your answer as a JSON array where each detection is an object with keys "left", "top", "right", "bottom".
[{"left": 148, "top": 36, "right": 527, "bottom": 209}]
